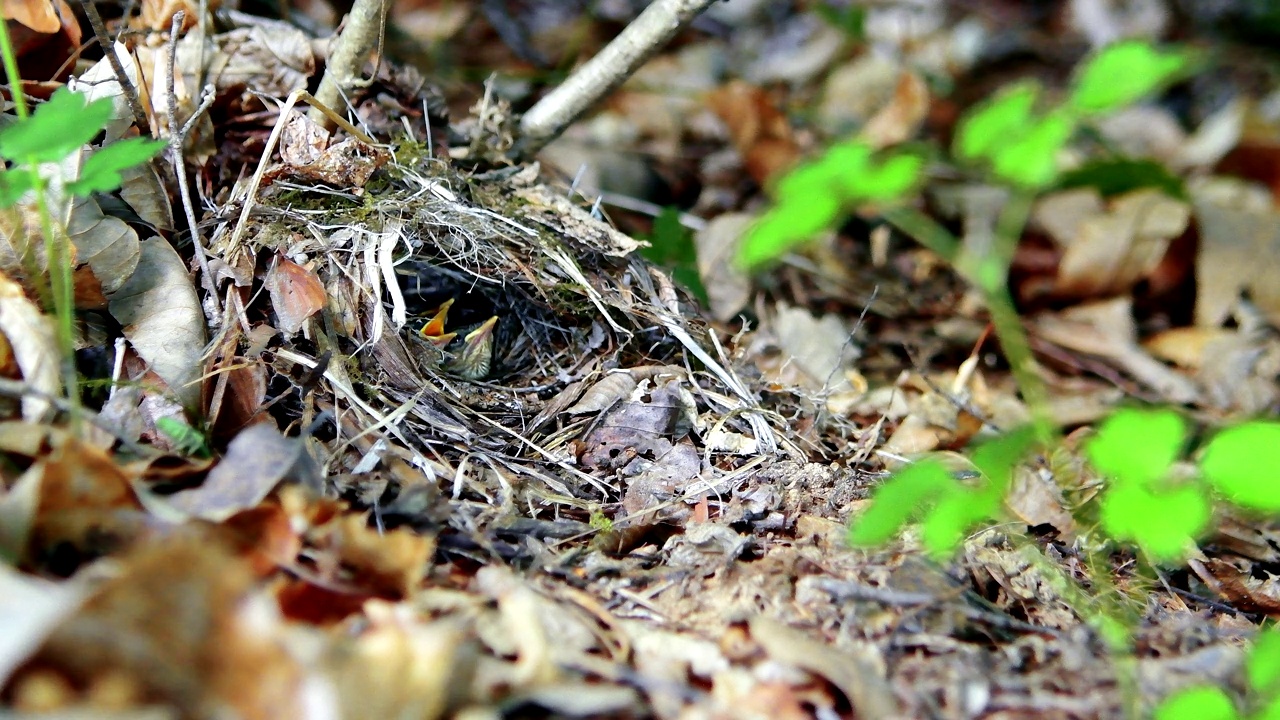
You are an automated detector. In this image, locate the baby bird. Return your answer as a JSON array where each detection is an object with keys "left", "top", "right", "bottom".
[{"left": 416, "top": 298, "right": 499, "bottom": 380}]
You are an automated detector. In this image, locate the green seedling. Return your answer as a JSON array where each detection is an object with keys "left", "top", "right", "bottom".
[
  {"left": 155, "top": 417, "right": 213, "bottom": 458},
  {"left": 848, "top": 428, "right": 1036, "bottom": 558},
  {"left": 1085, "top": 409, "right": 1280, "bottom": 562},
  {"left": 737, "top": 40, "right": 1195, "bottom": 269},
  {"left": 0, "top": 86, "right": 165, "bottom": 207}
]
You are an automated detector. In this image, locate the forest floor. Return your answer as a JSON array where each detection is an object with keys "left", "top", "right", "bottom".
[{"left": 4, "top": 1, "right": 1280, "bottom": 718}]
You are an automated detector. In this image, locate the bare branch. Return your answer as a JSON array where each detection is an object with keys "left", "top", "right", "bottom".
[
  {"left": 515, "top": 0, "right": 718, "bottom": 160},
  {"left": 308, "top": 0, "right": 386, "bottom": 130}
]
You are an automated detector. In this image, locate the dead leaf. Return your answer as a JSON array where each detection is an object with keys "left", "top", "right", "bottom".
[
  {"left": 1032, "top": 188, "right": 1190, "bottom": 299},
  {"left": 163, "top": 423, "right": 321, "bottom": 522},
  {"left": 108, "top": 237, "right": 207, "bottom": 409},
  {"left": 0, "top": 271, "right": 60, "bottom": 421},
  {"left": 695, "top": 212, "right": 753, "bottom": 322},
  {"left": 1189, "top": 176, "right": 1280, "bottom": 328},
  {"left": 67, "top": 197, "right": 141, "bottom": 297},
  {"left": 705, "top": 80, "right": 800, "bottom": 186},
  {"left": 265, "top": 254, "right": 326, "bottom": 334}
]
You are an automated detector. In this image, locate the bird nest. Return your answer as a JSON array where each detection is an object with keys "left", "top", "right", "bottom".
[{"left": 207, "top": 121, "right": 795, "bottom": 559}]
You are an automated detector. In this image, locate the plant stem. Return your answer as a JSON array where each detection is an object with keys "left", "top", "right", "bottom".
[
  {"left": 884, "top": 194, "right": 1052, "bottom": 441},
  {"left": 0, "top": 20, "right": 80, "bottom": 425}
]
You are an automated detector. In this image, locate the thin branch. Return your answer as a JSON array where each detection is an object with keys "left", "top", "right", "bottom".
[
  {"left": 515, "top": 0, "right": 718, "bottom": 160},
  {"left": 166, "top": 11, "right": 221, "bottom": 319},
  {"left": 78, "top": 0, "right": 152, "bottom": 136}
]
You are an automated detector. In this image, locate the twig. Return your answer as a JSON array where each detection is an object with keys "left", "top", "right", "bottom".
[
  {"left": 308, "top": 0, "right": 386, "bottom": 130},
  {"left": 78, "top": 0, "right": 152, "bottom": 137},
  {"left": 166, "top": 12, "right": 222, "bottom": 319},
  {"left": 0, "top": 378, "right": 160, "bottom": 458},
  {"left": 515, "top": 0, "right": 719, "bottom": 160}
]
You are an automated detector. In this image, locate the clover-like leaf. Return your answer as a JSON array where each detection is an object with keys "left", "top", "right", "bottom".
[
  {"left": 1247, "top": 628, "right": 1280, "bottom": 698},
  {"left": 843, "top": 150, "right": 924, "bottom": 201},
  {"left": 0, "top": 87, "right": 112, "bottom": 164},
  {"left": 66, "top": 137, "right": 166, "bottom": 197},
  {"left": 1069, "top": 41, "right": 1195, "bottom": 115},
  {"left": 0, "top": 169, "right": 35, "bottom": 209},
  {"left": 736, "top": 193, "right": 842, "bottom": 269},
  {"left": 990, "top": 109, "right": 1074, "bottom": 188},
  {"left": 921, "top": 486, "right": 998, "bottom": 558},
  {"left": 1153, "top": 686, "right": 1238, "bottom": 720},
  {"left": 848, "top": 459, "right": 954, "bottom": 548},
  {"left": 1100, "top": 481, "right": 1209, "bottom": 562},
  {"left": 1087, "top": 409, "right": 1186, "bottom": 487},
  {"left": 1201, "top": 422, "right": 1280, "bottom": 513},
  {"left": 970, "top": 426, "right": 1038, "bottom": 492},
  {"left": 955, "top": 84, "right": 1038, "bottom": 162}
]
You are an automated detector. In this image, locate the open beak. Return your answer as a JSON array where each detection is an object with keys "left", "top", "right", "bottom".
[{"left": 418, "top": 299, "right": 457, "bottom": 347}]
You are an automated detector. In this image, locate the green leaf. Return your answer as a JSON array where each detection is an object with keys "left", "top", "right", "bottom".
[
  {"left": 1154, "top": 686, "right": 1238, "bottom": 720},
  {"left": 1087, "top": 409, "right": 1186, "bottom": 486},
  {"left": 841, "top": 151, "right": 924, "bottom": 201},
  {"left": 1247, "top": 628, "right": 1280, "bottom": 697},
  {"left": 955, "top": 85, "right": 1074, "bottom": 187},
  {"left": 1201, "top": 422, "right": 1280, "bottom": 513},
  {"left": 969, "top": 426, "right": 1038, "bottom": 491},
  {"left": 1069, "top": 41, "right": 1194, "bottom": 115},
  {"left": 955, "top": 84, "right": 1038, "bottom": 162},
  {"left": 1057, "top": 158, "right": 1186, "bottom": 199},
  {"left": 848, "top": 459, "right": 955, "bottom": 548},
  {"left": 66, "top": 137, "right": 166, "bottom": 197},
  {"left": 0, "top": 169, "right": 35, "bottom": 208},
  {"left": 737, "top": 193, "right": 842, "bottom": 269},
  {"left": 990, "top": 109, "right": 1074, "bottom": 188},
  {"left": 1100, "top": 481, "right": 1209, "bottom": 562},
  {"left": 921, "top": 488, "right": 995, "bottom": 557},
  {"left": 0, "top": 87, "right": 113, "bottom": 164}
]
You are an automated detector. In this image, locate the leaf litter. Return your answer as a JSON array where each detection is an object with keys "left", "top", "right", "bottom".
[{"left": 3, "top": 1, "right": 1280, "bottom": 718}]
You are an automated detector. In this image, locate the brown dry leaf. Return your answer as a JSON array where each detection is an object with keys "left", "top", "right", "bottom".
[
  {"left": 29, "top": 437, "right": 150, "bottom": 570},
  {"left": 72, "top": 43, "right": 146, "bottom": 143},
  {"left": 108, "top": 237, "right": 207, "bottom": 410},
  {"left": 1032, "top": 188, "right": 1190, "bottom": 299},
  {"left": 0, "top": 271, "right": 60, "bottom": 421},
  {"left": 705, "top": 80, "right": 800, "bottom": 186},
  {"left": 1200, "top": 558, "right": 1280, "bottom": 617},
  {"left": 1146, "top": 325, "right": 1280, "bottom": 413},
  {"left": 67, "top": 197, "right": 141, "bottom": 298},
  {"left": 268, "top": 115, "right": 390, "bottom": 189},
  {"left": 16, "top": 536, "right": 307, "bottom": 717},
  {"left": 748, "top": 616, "right": 897, "bottom": 718},
  {"left": 0, "top": 564, "right": 87, "bottom": 686},
  {"left": 1189, "top": 176, "right": 1280, "bottom": 328},
  {"left": 861, "top": 69, "right": 931, "bottom": 149},
  {"left": 565, "top": 371, "right": 637, "bottom": 415},
  {"left": 1032, "top": 297, "right": 1200, "bottom": 404},
  {"left": 4, "top": 0, "right": 62, "bottom": 33},
  {"left": 157, "top": 423, "right": 318, "bottom": 521},
  {"left": 1005, "top": 464, "right": 1077, "bottom": 537},
  {"left": 311, "top": 513, "right": 433, "bottom": 600},
  {"left": 139, "top": 0, "right": 211, "bottom": 32},
  {"left": 329, "top": 601, "right": 476, "bottom": 720},
  {"left": 265, "top": 254, "right": 326, "bottom": 334},
  {"left": 695, "top": 212, "right": 754, "bottom": 322}
]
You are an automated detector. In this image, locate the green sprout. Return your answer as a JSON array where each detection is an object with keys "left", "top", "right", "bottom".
[{"left": 0, "top": 86, "right": 165, "bottom": 207}]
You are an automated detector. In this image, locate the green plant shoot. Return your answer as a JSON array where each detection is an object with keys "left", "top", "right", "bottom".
[
  {"left": 0, "top": 86, "right": 165, "bottom": 208},
  {"left": 849, "top": 428, "right": 1036, "bottom": 558}
]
